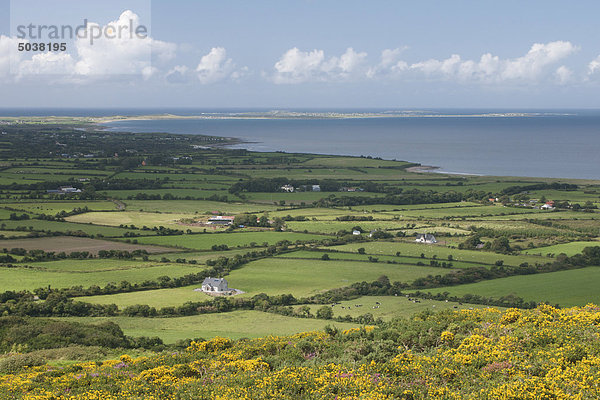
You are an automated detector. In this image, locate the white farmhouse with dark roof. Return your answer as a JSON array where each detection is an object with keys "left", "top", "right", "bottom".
[
  {"left": 201, "top": 277, "right": 229, "bottom": 292},
  {"left": 415, "top": 233, "right": 437, "bottom": 244}
]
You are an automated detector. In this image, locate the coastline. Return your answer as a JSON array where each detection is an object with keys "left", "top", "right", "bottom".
[{"left": 91, "top": 111, "right": 567, "bottom": 124}]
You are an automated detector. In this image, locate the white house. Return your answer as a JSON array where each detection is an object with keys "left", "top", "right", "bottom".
[
  {"left": 280, "top": 184, "right": 295, "bottom": 192},
  {"left": 541, "top": 204, "right": 555, "bottom": 210},
  {"left": 201, "top": 277, "right": 229, "bottom": 292},
  {"left": 415, "top": 233, "right": 437, "bottom": 244},
  {"left": 312, "top": 185, "right": 321, "bottom": 192},
  {"left": 352, "top": 230, "right": 361, "bottom": 235},
  {"left": 207, "top": 216, "right": 235, "bottom": 225}
]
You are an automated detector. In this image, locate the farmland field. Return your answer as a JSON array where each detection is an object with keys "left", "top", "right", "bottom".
[
  {"left": 325, "top": 241, "right": 545, "bottom": 266},
  {"left": 0, "top": 121, "right": 599, "bottom": 366},
  {"left": 426, "top": 267, "right": 600, "bottom": 307},
  {"left": 59, "top": 311, "right": 359, "bottom": 342},
  {"left": 225, "top": 258, "right": 449, "bottom": 297},
  {"left": 298, "top": 296, "right": 496, "bottom": 321},
  {"left": 80, "top": 284, "right": 210, "bottom": 308},
  {"left": 0, "top": 263, "right": 206, "bottom": 292},
  {"left": 0, "top": 236, "right": 174, "bottom": 254},
  {"left": 524, "top": 240, "right": 600, "bottom": 256},
  {"left": 130, "top": 231, "right": 328, "bottom": 250}
]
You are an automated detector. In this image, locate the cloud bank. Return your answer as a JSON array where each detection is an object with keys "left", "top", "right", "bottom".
[{"left": 271, "top": 41, "right": 580, "bottom": 85}]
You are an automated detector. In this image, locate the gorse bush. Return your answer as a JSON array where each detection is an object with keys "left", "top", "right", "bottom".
[{"left": 3, "top": 304, "right": 600, "bottom": 399}]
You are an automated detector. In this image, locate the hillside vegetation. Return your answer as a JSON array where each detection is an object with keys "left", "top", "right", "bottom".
[{"left": 2, "top": 305, "right": 600, "bottom": 399}]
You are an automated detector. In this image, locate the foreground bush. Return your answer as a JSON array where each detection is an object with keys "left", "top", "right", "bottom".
[{"left": 2, "top": 304, "right": 600, "bottom": 399}]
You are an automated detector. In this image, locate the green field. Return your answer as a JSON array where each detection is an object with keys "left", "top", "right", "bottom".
[
  {"left": 66, "top": 211, "right": 207, "bottom": 231},
  {"left": 226, "top": 258, "right": 448, "bottom": 298},
  {"left": 59, "top": 310, "right": 359, "bottom": 342},
  {"left": 325, "top": 241, "right": 545, "bottom": 266},
  {"left": 80, "top": 284, "right": 209, "bottom": 308},
  {"left": 276, "top": 250, "right": 477, "bottom": 269},
  {"left": 426, "top": 267, "right": 600, "bottom": 307},
  {"left": 299, "top": 296, "right": 495, "bottom": 321},
  {"left": 524, "top": 240, "right": 600, "bottom": 256},
  {"left": 122, "top": 200, "right": 279, "bottom": 214},
  {"left": 0, "top": 236, "right": 174, "bottom": 254},
  {"left": 0, "top": 219, "right": 145, "bottom": 237},
  {"left": 0, "top": 263, "right": 206, "bottom": 292},
  {"left": 130, "top": 231, "right": 328, "bottom": 250},
  {"left": 29, "top": 259, "right": 187, "bottom": 272},
  {"left": 1, "top": 201, "right": 117, "bottom": 214},
  {"left": 0, "top": 124, "right": 599, "bottom": 346}
]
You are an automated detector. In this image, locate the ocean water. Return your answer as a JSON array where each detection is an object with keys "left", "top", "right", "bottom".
[
  {"left": 101, "top": 112, "right": 600, "bottom": 180},
  {"left": 1, "top": 108, "right": 599, "bottom": 179}
]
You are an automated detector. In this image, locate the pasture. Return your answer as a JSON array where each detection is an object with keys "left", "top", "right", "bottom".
[
  {"left": 325, "top": 241, "right": 545, "bottom": 266},
  {"left": 60, "top": 311, "right": 359, "bottom": 342},
  {"left": 0, "top": 236, "right": 173, "bottom": 254},
  {"left": 0, "top": 263, "right": 206, "bottom": 292},
  {"left": 426, "top": 267, "right": 600, "bottom": 307},
  {"left": 225, "top": 258, "right": 449, "bottom": 298},
  {"left": 275, "top": 250, "right": 477, "bottom": 269},
  {"left": 0, "top": 219, "right": 145, "bottom": 237},
  {"left": 299, "top": 296, "right": 494, "bottom": 321},
  {"left": 131, "top": 231, "right": 327, "bottom": 251},
  {"left": 524, "top": 240, "right": 600, "bottom": 257},
  {"left": 80, "top": 284, "right": 209, "bottom": 308},
  {"left": 1, "top": 201, "right": 117, "bottom": 214},
  {"left": 122, "top": 200, "right": 279, "bottom": 214}
]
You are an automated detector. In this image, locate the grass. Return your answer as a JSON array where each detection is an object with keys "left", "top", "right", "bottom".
[
  {"left": 0, "top": 236, "right": 174, "bottom": 254},
  {"left": 29, "top": 259, "right": 191, "bottom": 273},
  {"left": 226, "top": 258, "right": 450, "bottom": 298},
  {"left": 80, "top": 284, "right": 210, "bottom": 308},
  {"left": 285, "top": 220, "right": 413, "bottom": 234},
  {"left": 146, "top": 248, "right": 267, "bottom": 263},
  {"left": 0, "top": 219, "right": 145, "bottom": 237},
  {"left": 325, "top": 241, "right": 545, "bottom": 266},
  {"left": 58, "top": 311, "right": 359, "bottom": 342},
  {"left": 299, "top": 296, "right": 495, "bottom": 321},
  {"left": 66, "top": 211, "right": 205, "bottom": 231},
  {"left": 1, "top": 201, "right": 117, "bottom": 214},
  {"left": 275, "top": 250, "right": 477, "bottom": 269},
  {"left": 122, "top": 200, "right": 279, "bottom": 214},
  {"left": 381, "top": 205, "right": 543, "bottom": 219},
  {"left": 130, "top": 231, "right": 327, "bottom": 251},
  {"left": 524, "top": 240, "right": 600, "bottom": 257},
  {"left": 0, "top": 263, "right": 206, "bottom": 292},
  {"left": 0, "top": 230, "right": 31, "bottom": 238},
  {"left": 426, "top": 267, "right": 600, "bottom": 307}
]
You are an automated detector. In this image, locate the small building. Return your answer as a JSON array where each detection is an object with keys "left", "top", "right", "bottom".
[
  {"left": 415, "top": 233, "right": 437, "bottom": 244},
  {"left": 312, "top": 185, "right": 321, "bottom": 192},
  {"left": 201, "top": 277, "right": 229, "bottom": 292},
  {"left": 352, "top": 230, "right": 361, "bottom": 235},
  {"left": 280, "top": 184, "right": 295, "bottom": 192},
  {"left": 47, "top": 186, "right": 82, "bottom": 194},
  {"left": 207, "top": 216, "right": 235, "bottom": 225},
  {"left": 59, "top": 186, "right": 81, "bottom": 193},
  {"left": 541, "top": 204, "right": 554, "bottom": 210}
]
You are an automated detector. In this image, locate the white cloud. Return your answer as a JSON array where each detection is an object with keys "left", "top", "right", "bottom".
[
  {"left": 2, "top": 11, "right": 175, "bottom": 82},
  {"left": 195, "top": 47, "right": 244, "bottom": 84},
  {"left": 374, "top": 41, "right": 578, "bottom": 84},
  {"left": 554, "top": 65, "right": 572, "bottom": 84},
  {"left": 72, "top": 10, "right": 175, "bottom": 76},
  {"left": 0, "top": 35, "right": 24, "bottom": 79},
  {"left": 166, "top": 65, "right": 190, "bottom": 83},
  {"left": 588, "top": 55, "right": 600, "bottom": 75},
  {"left": 272, "top": 47, "right": 367, "bottom": 83}
]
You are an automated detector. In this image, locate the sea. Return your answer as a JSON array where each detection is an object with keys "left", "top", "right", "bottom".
[{"left": 1, "top": 108, "right": 599, "bottom": 180}]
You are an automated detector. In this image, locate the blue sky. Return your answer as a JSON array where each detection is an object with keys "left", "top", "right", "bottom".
[{"left": 1, "top": 0, "right": 599, "bottom": 108}]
